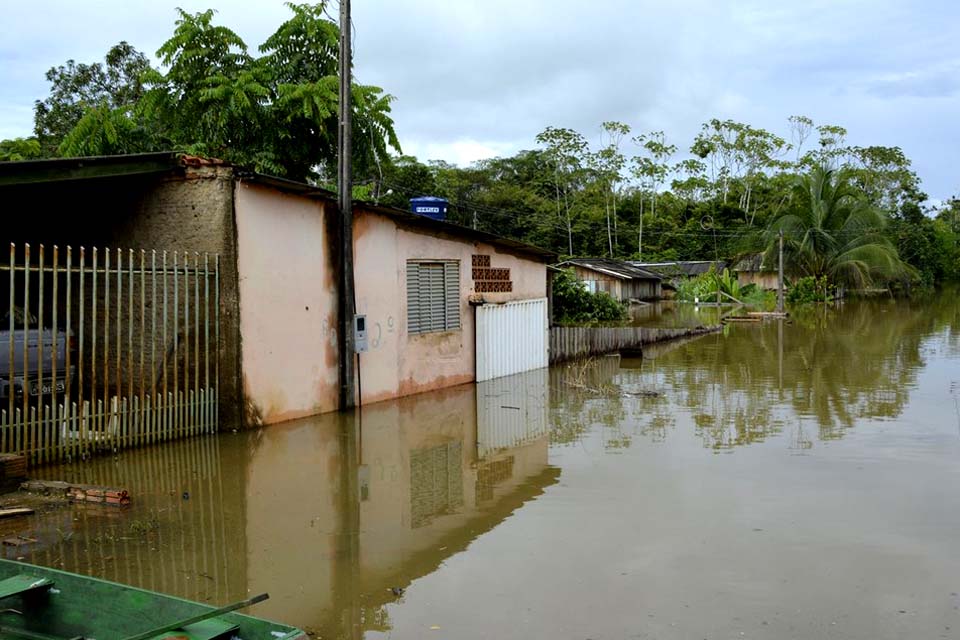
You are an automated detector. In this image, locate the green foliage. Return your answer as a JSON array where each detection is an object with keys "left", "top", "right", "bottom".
[
  {"left": 0, "top": 137, "right": 43, "bottom": 161},
  {"left": 787, "top": 275, "right": 832, "bottom": 305},
  {"left": 361, "top": 114, "right": 955, "bottom": 292},
  {"left": 39, "top": 4, "right": 399, "bottom": 181},
  {"left": 34, "top": 41, "right": 151, "bottom": 156},
  {"left": 764, "top": 166, "right": 909, "bottom": 288},
  {"left": 675, "top": 265, "right": 745, "bottom": 302},
  {"left": 740, "top": 284, "right": 776, "bottom": 309},
  {"left": 552, "top": 269, "right": 628, "bottom": 324}
]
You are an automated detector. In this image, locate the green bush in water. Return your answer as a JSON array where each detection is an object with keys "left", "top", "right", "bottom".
[
  {"left": 552, "top": 268, "right": 629, "bottom": 324},
  {"left": 787, "top": 275, "right": 832, "bottom": 305},
  {"left": 676, "top": 265, "right": 746, "bottom": 302}
]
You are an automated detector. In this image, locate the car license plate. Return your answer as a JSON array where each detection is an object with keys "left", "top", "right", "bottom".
[{"left": 29, "top": 381, "right": 66, "bottom": 396}]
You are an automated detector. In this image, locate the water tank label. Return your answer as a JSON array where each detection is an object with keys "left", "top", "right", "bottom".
[{"left": 416, "top": 206, "right": 441, "bottom": 213}]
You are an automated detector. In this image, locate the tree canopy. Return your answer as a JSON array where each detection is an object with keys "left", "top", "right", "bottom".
[
  {"left": 371, "top": 116, "right": 957, "bottom": 291},
  {"left": 26, "top": 3, "right": 400, "bottom": 182},
  {"left": 1, "top": 10, "right": 956, "bottom": 290}
]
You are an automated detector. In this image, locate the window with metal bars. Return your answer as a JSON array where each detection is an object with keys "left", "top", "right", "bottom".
[{"left": 406, "top": 260, "right": 461, "bottom": 334}]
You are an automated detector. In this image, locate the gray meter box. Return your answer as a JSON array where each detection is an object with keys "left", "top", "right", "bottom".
[{"left": 354, "top": 314, "right": 368, "bottom": 353}]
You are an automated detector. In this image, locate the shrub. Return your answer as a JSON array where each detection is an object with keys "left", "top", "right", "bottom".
[
  {"left": 786, "top": 275, "right": 832, "bottom": 305},
  {"left": 552, "top": 268, "right": 628, "bottom": 324},
  {"left": 676, "top": 266, "right": 744, "bottom": 302}
]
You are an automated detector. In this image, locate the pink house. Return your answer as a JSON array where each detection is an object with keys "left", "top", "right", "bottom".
[{"left": 234, "top": 175, "right": 553, "bottom": 425}]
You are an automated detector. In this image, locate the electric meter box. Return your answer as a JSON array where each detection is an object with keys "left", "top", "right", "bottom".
[{"left": 354, "top": 314, "right": 368, "bottom": 353}]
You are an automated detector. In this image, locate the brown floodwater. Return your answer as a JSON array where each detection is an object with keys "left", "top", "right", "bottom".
[{"left": 6, "top": 292, "right": 960, "bottom": 639}]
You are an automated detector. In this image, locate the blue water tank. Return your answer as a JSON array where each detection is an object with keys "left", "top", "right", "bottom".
[{"left": 410, "top": 196, "right": 448, "bottom": 221}]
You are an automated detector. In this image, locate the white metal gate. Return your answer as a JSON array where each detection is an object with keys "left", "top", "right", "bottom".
[{"left": 475, "top": 298, "right": 548, "bottom": 382}]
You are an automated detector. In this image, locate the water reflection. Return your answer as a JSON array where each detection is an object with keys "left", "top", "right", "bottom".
[
  {"left": 630, "top": 299, "right": 723, "bottom": 328},
  {"left": 553, "top": 294, "right": 959, "bottom": 451},
  {"left": 17, "top": 372, "right": 557, "bottom": 637},
  {"left": 3, "top": 293, "right": 957, "bottom": 640}
]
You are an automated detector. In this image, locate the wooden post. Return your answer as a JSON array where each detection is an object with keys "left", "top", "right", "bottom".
[{"left": 777, "top": 229, "right": 784, "bottom": 313}]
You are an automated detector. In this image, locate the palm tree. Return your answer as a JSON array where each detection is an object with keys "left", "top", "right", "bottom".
[{"left": 765, "top": 165, "right": 908, "bottom": 288}]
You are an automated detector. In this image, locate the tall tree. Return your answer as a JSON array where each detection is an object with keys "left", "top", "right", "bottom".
[
  {"left": 34, "top": 41, "right": 151, "bottom": 155},
  {"left": 536, "top": 126, "right": 588, "bottom": 255},
  {"left": 53, "top": 4, "right": 400, "bottom": 182},
  {"left": 766, "top": 165, "right": 908, "bottom": 287}
]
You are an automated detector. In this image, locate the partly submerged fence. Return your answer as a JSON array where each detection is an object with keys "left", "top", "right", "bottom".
[
  {"left": 549, "top": 325, "right": 719, "bottom": 364},
  {"left": 0, "top": 243, "right": 219, "bottom": 466}
]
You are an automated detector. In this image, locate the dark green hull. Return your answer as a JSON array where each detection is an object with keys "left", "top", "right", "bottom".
[{"left": 0, "top": 559, "right": 305, "bottom": 640}]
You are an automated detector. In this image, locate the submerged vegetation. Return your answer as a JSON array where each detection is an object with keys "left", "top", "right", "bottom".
[{"left": 675, "top": 266, "right": 775, "bottom": 308}]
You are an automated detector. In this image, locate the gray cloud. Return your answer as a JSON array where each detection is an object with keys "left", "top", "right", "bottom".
[{"left": 0, "top": 0, "right": 957, "bottom": 199}]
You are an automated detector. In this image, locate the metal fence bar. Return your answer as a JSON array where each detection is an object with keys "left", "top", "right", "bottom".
[
  {"left": 115, "top": 248, "right": 122, "bottom": 447},
  {"left": 183, "top": 252, "right": 190, "bottom": 440},
  {"left": 139, "top": 249, "right": 146, "bottom": 447},
  {"left": 173, "top": 252, "right": 179, "bottom": 441},
  {"left": 102, "top": 248, "right": 109, "bottom": 446},
  {"left": 7, "top": 244, "right": 14, "bottom": 454},
  {"left": 214, "top": 255, "right": 219, "bottom": 433},
  {"left": 22, "top": 244, "right": 30, "bottom": 457},
  {"left": 51, "top": 246, "right": 59, "bottom": 462},
  {"left": 204, "top": 254, "right": 210, "bottom": 434},
  {"left": 193, "top": 252, "right": 200, "bottom": 437},
  {"left": 63, "top": 246, "right": 71, "bottom": 462},
  {"left": 37, "top": 245, "right": 45, "bottom": 463},
  {"left": 0, "top": 242, "right": 219, "bottom": 467}
]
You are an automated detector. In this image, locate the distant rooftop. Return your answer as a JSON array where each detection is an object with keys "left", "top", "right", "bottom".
[
  {"left": 629, "top": 260, "right": 726, "bottom": 278},
  {"left": 556, "top": 258, "right": 663, "bottom": 281}
]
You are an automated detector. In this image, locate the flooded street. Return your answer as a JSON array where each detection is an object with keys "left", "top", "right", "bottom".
[{"left": 6, "top": 293, "right": 960, "bottom": 639}]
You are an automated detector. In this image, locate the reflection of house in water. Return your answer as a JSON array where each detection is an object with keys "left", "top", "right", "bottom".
[
  {"left": 20, "top": 371, "right": 556, "bottom": 637},
  {"left": 410, "top": 442, "right": 464, "bottom": 528}
]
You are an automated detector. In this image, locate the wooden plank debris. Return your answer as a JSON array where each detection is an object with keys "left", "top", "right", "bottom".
[
  {"left": 0, "top": 455, "right": 27, "bottom": 482},
  {"left": 0, "top": 508, "right": 34, "bottom": 519},
  {"left": 20, "top": 480, "right": 130, "bottom": 506}
]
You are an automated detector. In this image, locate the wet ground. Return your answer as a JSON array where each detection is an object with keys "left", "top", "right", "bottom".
[{"left": 5, "top": 292, "right": 960, "bottom": 639}]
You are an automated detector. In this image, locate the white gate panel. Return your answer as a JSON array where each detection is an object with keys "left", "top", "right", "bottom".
[{"left": 475, "top": 298, "right": 548, "bottom": 382}]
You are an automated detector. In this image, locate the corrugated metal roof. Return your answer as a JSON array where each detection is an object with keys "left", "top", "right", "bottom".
[
  {"left": 732, "top": 254, "right": 775, "bottom": 272},
  {"left": 555, "top": 258, "right": 663, "bottom": 281},
  {"left": 0, "top": 152, "right": 182, "bottom": 186},
  {"left": 630, "top": 261, "right": 727, "bottom": 278}
]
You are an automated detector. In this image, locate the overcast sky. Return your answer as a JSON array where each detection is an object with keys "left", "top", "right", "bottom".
[{"left": 1, "top": 0, "right": 957, "bottom": 200}]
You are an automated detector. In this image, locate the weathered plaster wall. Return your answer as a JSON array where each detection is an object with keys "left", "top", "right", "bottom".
[
  {"left": 232, "top": 186, "right": 547, "bottom": 422},
  {"left": 354, "top": 209, "right": 547, "bottom": 405},
  {"left": 109, "top": 165, "right": 243, "bottom": 427},
  {"left": 234, "top": 181, "right": 339, "bottom": 424}
]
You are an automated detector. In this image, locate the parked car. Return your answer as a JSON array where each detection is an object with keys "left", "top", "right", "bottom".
[{"left": 0, "top": 308, "right": 75, "bottom": 405}]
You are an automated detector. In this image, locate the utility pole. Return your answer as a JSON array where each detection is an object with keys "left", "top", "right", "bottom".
[
  {"left": 777, "top": 229, "right": 784, "bottom": 313},
  {"left": 337, "top": 0, "right": 356, "bottom": 410}
]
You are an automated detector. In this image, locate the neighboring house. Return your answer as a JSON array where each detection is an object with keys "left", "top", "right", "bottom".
[
  {"left": 630, "top": 261, "right": 726, "bottom": 288},
  {"left": 555, "top": 258, "right": 662, "bottom": 302},
  {"left": 733, "top": 254, "right": 779, "bottom": 290},
  {"left": 0, "top": 153, "right": 554, "bottom": 428}
]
